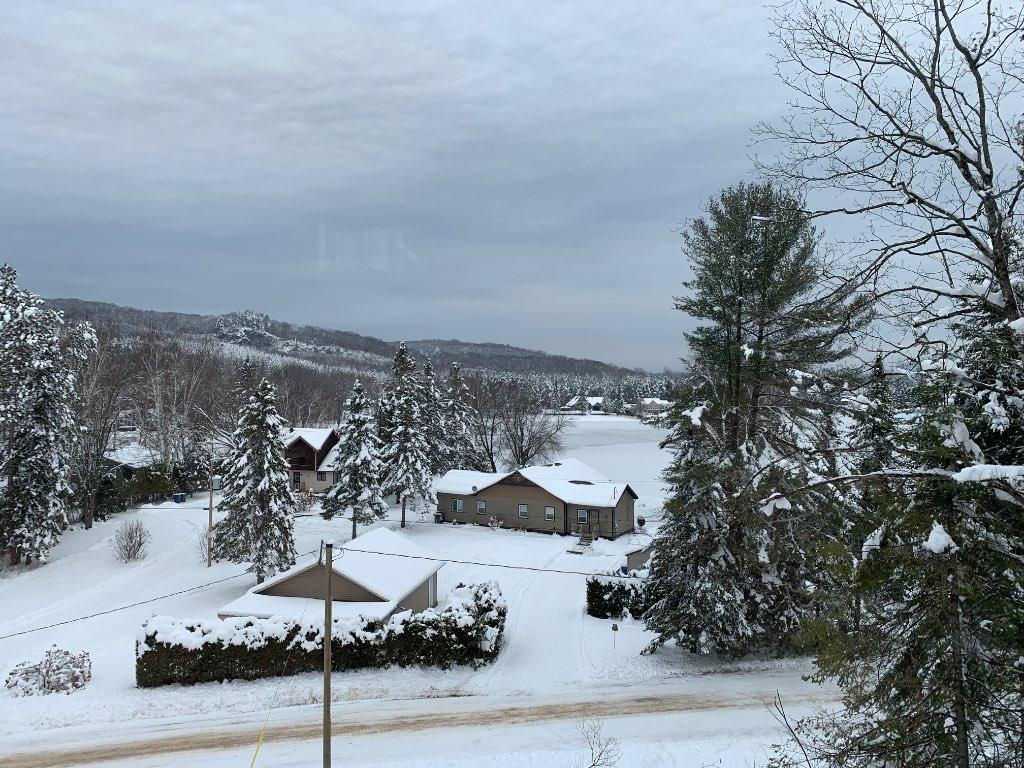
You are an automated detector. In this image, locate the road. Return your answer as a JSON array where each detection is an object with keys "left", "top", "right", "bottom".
[{"left": 0, "top": 683, "right": 834, "bottom": 768}]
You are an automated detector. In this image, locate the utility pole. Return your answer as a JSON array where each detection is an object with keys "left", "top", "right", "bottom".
[
  {"left": 207, "top": 456, "right": 214, "bottom": 568},
  {"left": 323, "top": 541, "right": 333, "bottom": 768}
]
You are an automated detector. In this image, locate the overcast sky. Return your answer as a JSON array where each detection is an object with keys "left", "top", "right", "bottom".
[{"left": 2, "top": 1, "right": 789, "bottom": 371}]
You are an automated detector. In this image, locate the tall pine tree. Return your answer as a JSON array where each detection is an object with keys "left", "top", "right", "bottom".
[
  {"left": 0, "top": 265, "right": 94, "bottom": 565},
  {"left": 212, "top": 377, "right": 296, "bottom": 583},
  {"left": 379, "top": 346, "right": 432, "bottom": 529},
  {"left": 321, "top": 380, "right": 389, "bottom": 540},
  {"left": 645, "top": 183, "right": 866, "bottom": 656}
]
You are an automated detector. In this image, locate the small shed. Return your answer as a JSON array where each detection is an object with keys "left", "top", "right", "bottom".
[
  {"left": 625, "top": 544, "right": 653, "bottom": 572},
  {"left": 218, "top": 528, "right": 442, "bottom": 621}
]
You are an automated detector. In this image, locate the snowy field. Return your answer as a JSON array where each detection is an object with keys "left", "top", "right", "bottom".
[{"left": 0, "top": 415, "right": 827, "bottom": 767}]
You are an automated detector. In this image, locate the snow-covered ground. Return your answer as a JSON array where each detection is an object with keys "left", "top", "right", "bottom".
[{"left": 0, "top": 416, "right": 828, "bottom": 766}]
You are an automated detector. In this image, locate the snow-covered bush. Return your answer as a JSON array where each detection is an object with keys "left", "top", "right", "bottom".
[
  {"left": 111, "top": 518, "right": 151, "bottom": 563},
  {"left": 135, "top": 581, "right": 507, "bottom": 687},
  {"left": 586, "top": 575, "right": 649, "bottom": 620},
  {"left": 5, "top": 647, "right": 91, "bottom": 696}
]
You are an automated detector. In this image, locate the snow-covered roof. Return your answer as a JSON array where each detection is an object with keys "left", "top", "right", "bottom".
[
  {"left": 640, "top": 397, "right": 671, "bottom": 407},
  {"left": 434, "top": 469, "right": 505, "bottom": 496},
  {"left": 564, "top": 395, "right": 604, "bottom": 408},
  {"left": 218, "top": 594, "right": 392, "bottom": 621},
  {"left": 281, "top": 427, "right": 337, "bottom": 451},
  {"left": 218, "top": 528, "right": 441, "bottom": 621},
  {"left": 104, "top": 441, "right": 159, "bottom": 469},
  {"left": 521, "top": 458, "right": 610, "bottom": 484},
  {"left": 435, "top": 458, "right": 636, "bottom": 508},
  {"left": 317, "top": 443, "right": 341, "bottom": 472}
]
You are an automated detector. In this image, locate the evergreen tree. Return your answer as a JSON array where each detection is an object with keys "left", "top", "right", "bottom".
[
  {"left": 418, "top": 360, "right": 450, "bottom": 476},
  {"left": 575, "top": 389, "right": 590, "bottom": 413},
  {"left": 380, "top": 362, "right": 433, "bottom": 529},
  {"left": 212, "top": 378, "right": 296, "bottom": 583},
  {"left": 606, "top": 386, "right": 627, "bottom": 415},
  {"left": 0, "top": 265, "right": 94, "bottom": 564},
  {"left": 776, "top": 304, "right": 1024, "bottom": 767},
  {"left": 444, "top": 363, "right": 490, "bottom": 471},
  {"left": 321, "top": 380, "right": 389, "bottom": 540},
  {"left": 645, "top": 183, "right": 866, "bottom": 656}
]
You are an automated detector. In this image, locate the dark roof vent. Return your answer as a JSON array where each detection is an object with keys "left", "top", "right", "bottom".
[{"left": 569, "top": 480, "right": 593, "bottom": 485}]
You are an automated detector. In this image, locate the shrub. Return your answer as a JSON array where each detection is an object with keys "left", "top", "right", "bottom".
[
  {"left": 6, "top": 647, "right": 91, "bottom": 696},
  {"left": 112, "top": 518, "right": 151, "bottom": 563},
  {"left": 135, "top": 581, "right": 507, "bottom": 687},
  {"left": 585, "top": 575, "right": 650, "bottom": 620}
]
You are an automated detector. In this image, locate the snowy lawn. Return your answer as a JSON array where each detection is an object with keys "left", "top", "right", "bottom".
[{"left": 0, "top": 416, "right": 819, "bottom": 749}]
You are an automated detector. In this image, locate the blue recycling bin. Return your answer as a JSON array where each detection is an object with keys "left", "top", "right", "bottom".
[{"left": 172, "top": 492, "right": 186, "bottom": 504}]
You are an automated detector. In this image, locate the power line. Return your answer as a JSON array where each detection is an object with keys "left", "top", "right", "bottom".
[
  {"left": 340, "top": 546, "right": 646, "bottom": 581},
  {"left": 0, "top": 543, "right": 643, "bottom": 642}
]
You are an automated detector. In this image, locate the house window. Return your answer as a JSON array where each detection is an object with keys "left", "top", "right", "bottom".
[
  {"left": 577, "top": 508, "right": 588, "bottom": 524},
  {"left": 518, "top": 504, "right": 529, "bottom": 519},
  {"left": 316, "top": 472, "right": 326, "bottom": 482},
  {"left": 451, "top": 498, "right": 464, "bottom": 513},
  {"left": 332, "top": 472, "right": 340, "bottom": 484},
  {"left": 477, "top": 500, "right": 487, "bottom": 514},
  {"left": 545, "top": 506, "right": 555, "bottom": 521}
]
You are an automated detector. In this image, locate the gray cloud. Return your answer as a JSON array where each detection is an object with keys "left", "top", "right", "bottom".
[{"left": 2, "top": 1, "right": 786, "bottom": 369}]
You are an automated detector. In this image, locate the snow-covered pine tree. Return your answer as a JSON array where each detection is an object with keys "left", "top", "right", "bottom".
[
  {"left": 0, "top": 266, "right": 94, "bottom": 565},
  {"left": 321, "top": 380, "right": 390, "bottom": 540},
  {"left": 418, "top": 360, "right": 450, "bottom": 476},
  {"left": 376, "top": 343, "right": 418, "bottom": 496},
  {"left": 444, "top": 363, "right": 490, "bottom": 471},
  {"left": 212, "top": 377, "right": 296, "bottom": 583},
  {"left": 645, "top": 183, "right": 865, "bottom": 657},
  {"left": 574, "top": 389, "right": 590, "bottom": 413},
  {"left": 606, "top": 386, "right": 627, "bottom": 415},
  {"left": 380, "top": 360, "right": 433, "bottom": 529},
  {"left": 777, "top": 303, "right": 1024, "bottom": 768}
]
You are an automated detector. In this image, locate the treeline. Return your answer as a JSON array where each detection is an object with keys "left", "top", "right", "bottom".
[{"left": 1, "top": 265, "right": 657, "bottom": 566}]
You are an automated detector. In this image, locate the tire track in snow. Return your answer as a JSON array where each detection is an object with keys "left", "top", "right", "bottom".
[{"left": 0, "top": 689, "right": 835, "bottom": 768}]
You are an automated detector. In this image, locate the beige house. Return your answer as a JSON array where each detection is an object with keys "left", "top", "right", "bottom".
[
  {"left": 282, "top": 427, "right": 342, "bottom": 493},
  {"left": 435, "top": 458, "right": 637, "bottom": 540},
  {"left": 218, "top": 528, "right": 441, "bottom": 621}
]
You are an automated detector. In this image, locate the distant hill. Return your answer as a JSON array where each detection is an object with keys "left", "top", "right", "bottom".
[{"left": 47, "top": 298, "right": 643, "bottom": 377}]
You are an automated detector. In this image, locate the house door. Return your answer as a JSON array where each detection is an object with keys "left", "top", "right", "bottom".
[
  {"left": 588, "top": 509, "right": 600, "bottom": 534},
  {"left": 293, "top": 472, "right": 301, "bottom": 489}
]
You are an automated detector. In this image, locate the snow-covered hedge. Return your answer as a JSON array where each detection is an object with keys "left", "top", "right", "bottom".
[
  {"left": 135, "top": 582, "right": 507, "bottom": 687},
  {"left": 585, "top": 574, "right": 650, "bottom": 620},
  {"left": 5, "top": 647, "right": 91, "bottom": 697}
]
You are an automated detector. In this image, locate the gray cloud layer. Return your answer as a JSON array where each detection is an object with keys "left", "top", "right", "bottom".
[{"left": 2, "top": 1, "right": 786, "bottom": 370}]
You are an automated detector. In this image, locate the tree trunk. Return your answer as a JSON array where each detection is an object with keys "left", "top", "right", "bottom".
[
  {"left": 401, "top": 498, "right": 407, "bottom": 529},
  {"left": 351, "top": 510, "right": 357, "bottom": 541},
  {"left": 8, "top": 546, "right": 21, "bottom": 566},
  {"left": 84, "top": 492, "right": 96, "bottom": 530},
  {"left": 949, "top": 506, "right": 970, "bottom": 768}
]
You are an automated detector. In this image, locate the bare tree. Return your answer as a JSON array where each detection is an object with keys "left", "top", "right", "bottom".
[
  {"left": 465, "top": 374, "right": 508, "bottom": 472},
  {"left": 574, "top": 719, "right": 621, "bottom": 768},
  {"left": 759, "top": 0, "right": 1024, "bottom": 339},
  {"left": 70, "top": 328, "right": 138, "bottom": 528},
  {"left": 500, "top": 382, "right": 567, "bottom": 468}
]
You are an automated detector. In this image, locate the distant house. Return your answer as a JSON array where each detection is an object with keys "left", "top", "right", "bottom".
[
  {"left": 435, "top": 458, "right": 637, "bottom": 540},
  {"left": 563, "top": 395, "right": 604, "bottom": 411},
  {"left": 103, "top": 440, "right": 159, "bottom": 482},
  {"left": 218, "top": 528, "right": 441, "bottom": 621},
  {"left": 282, "top": 427, "right": 341, "bottom": 492},
  {"left": 638, "top": 397, "right": 671, "bottom": 414}
]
